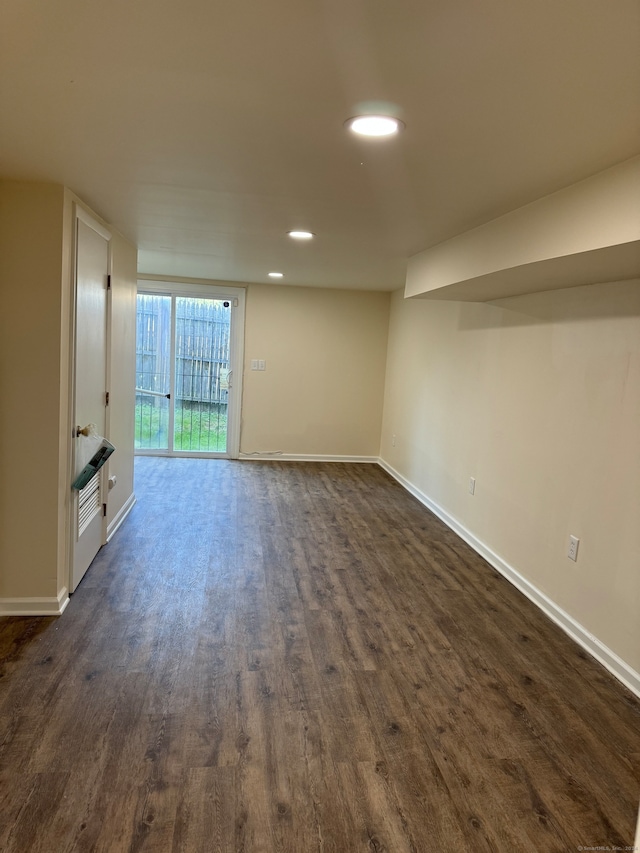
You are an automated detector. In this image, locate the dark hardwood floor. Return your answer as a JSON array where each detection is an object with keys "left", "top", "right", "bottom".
[{"left": 1, "top": 458, "right": 638, "bottom": 852}]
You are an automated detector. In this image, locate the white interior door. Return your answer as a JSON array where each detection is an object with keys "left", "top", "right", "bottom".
[{"left": 71, "top": 210, "right": 110, "bottom": 592}]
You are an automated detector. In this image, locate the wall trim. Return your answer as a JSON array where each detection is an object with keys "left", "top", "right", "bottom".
[
  {"left": 378, "top": 457, "right": 640, "bottom": 700},
  {"left": 0, "top": 587, "right": 70, "bottom": 617},
  {"left": 238, "top": 453, "right": 379, "bottom": 463},
  {"left": 106, "top": 492, "right": 136, "bottom": 542}
]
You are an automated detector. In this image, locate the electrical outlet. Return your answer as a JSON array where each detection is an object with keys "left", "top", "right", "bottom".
[
  {"left": 392, "top": 434, "right": 396, "bottom": 447},
  {"left": 568, "top": 535, "right": 580, "bottom": 562},
  {"left": 469, "top": 477, "right": 476, "bottom": 495}
]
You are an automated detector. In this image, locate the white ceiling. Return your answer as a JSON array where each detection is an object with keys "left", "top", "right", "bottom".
[{"left": 1, "top": 0, "right": 639, "bottom": 291}]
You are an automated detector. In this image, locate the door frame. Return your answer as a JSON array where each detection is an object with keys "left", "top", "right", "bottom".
[
  {"left": 68, "top": 203, "right": 112, "bottom": 593},
  {"left": 136, "top": 277, "right": 246, "bottom": 459}
]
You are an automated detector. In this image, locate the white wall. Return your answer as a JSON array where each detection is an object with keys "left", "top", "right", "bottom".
[
  {"left": 241, "top": 284, "right": 390, "bottom": 458},
  {"left": 380, "top": 280, "right": 640, "bottom": 681}
]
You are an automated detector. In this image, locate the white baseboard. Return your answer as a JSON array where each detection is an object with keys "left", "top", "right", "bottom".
[
  {"left": 238, "top": 453, "right": 379, "bottom": 463},
  {"left": 378, "top": 458, "right": 640, "bottom": 700},
  {"left": 107, "top": 492, "right": 136, "bottom": 542},
  {"left": 0, "top": 587, "right": 70, "bottom": 617}
]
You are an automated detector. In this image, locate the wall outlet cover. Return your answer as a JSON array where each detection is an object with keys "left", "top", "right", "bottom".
[{"left": 568, "top": 535, "right": 580, "bottom": 562}]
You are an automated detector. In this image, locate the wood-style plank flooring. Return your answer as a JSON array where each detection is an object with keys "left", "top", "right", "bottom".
[{"left": 1, "top": 458, "right": 639, "bottom": 852}]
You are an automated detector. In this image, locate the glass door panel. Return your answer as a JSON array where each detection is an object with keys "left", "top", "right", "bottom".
[
  {"left": 135, "top": 289, "right": 236, "bottom": 456},
  {"left": 174, "top": 297, "right": 230, "bottom": 453},
  {"left": 135, "top": 294, "right": 171, "bottom": 451}
]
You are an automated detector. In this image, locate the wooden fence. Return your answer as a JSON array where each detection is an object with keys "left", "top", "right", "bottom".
[{"left": 136, "top": 295, "right": 231, "bottom": 407}]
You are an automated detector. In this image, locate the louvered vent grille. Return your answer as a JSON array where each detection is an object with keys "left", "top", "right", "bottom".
[{"left": 78, "top": 473, "right": 101, "bottom": 537}]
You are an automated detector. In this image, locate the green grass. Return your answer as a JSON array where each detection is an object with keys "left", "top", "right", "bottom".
[{"left": 135, "top": 402, "right": 227, "bottom": 452}]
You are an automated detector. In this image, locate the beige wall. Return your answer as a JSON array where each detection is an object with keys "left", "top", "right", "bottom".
[
  {"left": 106, "top": 231, "right": 137, "bottom": 530},
  {"left": 0, "top": 182, "right": 66, "bottom": 599},
  {"left": 241, "top": 284, "right": 390, "bottom": 457},
  {"left": 0, "top": 182, "right": 136, "bottom": 606},
  {"left": 406, "top": 156, "right": 640, "bottom": 299},
  {"left": 380, "top": 280, "right": 640, "bottom": 674}
]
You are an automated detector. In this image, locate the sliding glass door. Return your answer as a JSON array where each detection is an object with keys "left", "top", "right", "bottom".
[
  {"left": 135, "top": 282, "right": 244, "bottom": 457},
  {"left": 135, "top": 294, "right": 171, "bottom": 451}
]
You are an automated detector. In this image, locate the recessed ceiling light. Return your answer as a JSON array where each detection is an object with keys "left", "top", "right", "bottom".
[
  {"left": 346, "top": 115, "right": 404, "bottom": 137},
  {"left": 268, "top": 272, "right": 284, "bottom": 278},
  {"left": 287, "top": 230, "right": 315, "bottom": 239}
]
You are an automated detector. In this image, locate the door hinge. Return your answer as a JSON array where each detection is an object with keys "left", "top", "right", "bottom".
[
  {"left": 105, "top": 391, "right": 110, "bottom": 406},
  {"left": 107, "top": 274, "right": 111, "bottom": 290},
  {"left": 103, "top": 503, "right": 107, "bottom": 517}
]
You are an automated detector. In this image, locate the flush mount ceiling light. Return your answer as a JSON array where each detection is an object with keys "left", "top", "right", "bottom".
[
  {"left": 268, "top": 271, "right": 284, "bottom": 278},
  {"left": 346, "top": 115, "right": 404, "bottom": 137},
  {"left": 287, "top": 230, "right": 315, "bottom": 239}
]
